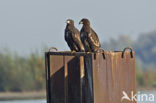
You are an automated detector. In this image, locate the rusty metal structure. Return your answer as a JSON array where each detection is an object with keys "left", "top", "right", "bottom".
[{"left": 45, "top": 47, "right": 136, "bottom": 103}]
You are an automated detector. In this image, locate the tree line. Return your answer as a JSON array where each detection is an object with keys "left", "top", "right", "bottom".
[
  {"left": 102, "top": 31, "right": 156, "bottom": 89},
  {"left": 0, "top": 50, "right": 45, "bottom": 92},
  {"left": 0, "top": 31, "right": 156, "bottom": 92}
]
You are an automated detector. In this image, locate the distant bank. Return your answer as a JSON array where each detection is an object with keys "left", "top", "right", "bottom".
[{"left": 0, "top": 91, "right": 46, "bottom": 101}]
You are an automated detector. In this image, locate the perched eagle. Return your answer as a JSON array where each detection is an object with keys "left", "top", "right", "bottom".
[
  {"left": 65, "top": 19, "right": 85, "bottom": 52},
  {"left": 79, "top": 18, "right": 101, "bottom": 52}
]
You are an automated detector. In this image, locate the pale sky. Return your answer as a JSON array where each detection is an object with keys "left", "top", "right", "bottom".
[{"left": 0, "top": 0, "right": 156, "bottom": 55}]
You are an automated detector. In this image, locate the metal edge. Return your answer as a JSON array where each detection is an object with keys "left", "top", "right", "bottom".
[
  {"left": 45, "top": 52, "right": 51, "bottom": 103},
  {"left": 45, "top": 53, "right": 48, "bottom": 103},
  {"left": 45, "top": 51, "right": 132, "bottom": 56},
  {"left": 90, "top": 54, "right": 94, "bottom": 103}
]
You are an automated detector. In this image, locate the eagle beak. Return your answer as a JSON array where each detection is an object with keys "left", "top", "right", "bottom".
[
  {"left": 66, "top": 20, "right": 70, "bottom": 24},
  {"left": 79, "top": 21, "right": 83, "bottom": 25}
]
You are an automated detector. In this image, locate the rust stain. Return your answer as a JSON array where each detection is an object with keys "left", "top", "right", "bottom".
[
  {"left": 45, "top": 50, "right": 136, "bottom": 103},
  {"left": 80, "top": 56, "right": 85, "bottom": 78}
]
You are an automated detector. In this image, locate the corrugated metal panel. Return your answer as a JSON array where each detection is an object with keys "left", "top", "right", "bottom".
[
  {"left": 92, "top": 51, "right": 136, "bottom": 103},
  {"left": 45, "top": 48, "right": 136, "bottom": 103}
]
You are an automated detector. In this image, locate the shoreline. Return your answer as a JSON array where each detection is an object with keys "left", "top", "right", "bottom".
[
  {"left": 0, "top": 91, "right": 46, "bottom": 101},
  {"left": 0, "top": 89, "right": 155, "bottom": 101}
]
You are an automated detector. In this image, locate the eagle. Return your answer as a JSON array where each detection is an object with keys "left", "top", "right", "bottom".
[
  {"left": 65, "top": 19, "right": 85, "bottom": 52},
  {"left": 79, "top": 18, "right": 101, "bottom": 52}
]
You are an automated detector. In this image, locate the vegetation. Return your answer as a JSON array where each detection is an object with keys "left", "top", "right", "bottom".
[
  {"left": 0, "top": 50, "right": 45, "bottom": 92},
  {"left": 102, "top": 31, "right": 156, "bottom": 69},
  {"left": 102, "top": 31, "right": 156, "bottom": 89},
  {"left": 0, "top": 31, "right": 156, "bottom": 92}
]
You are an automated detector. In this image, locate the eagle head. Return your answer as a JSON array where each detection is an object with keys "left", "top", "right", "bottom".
[
  {"left": 66, "top": 19, "right": 74, "bottom": 25},
  {"left": 79, "top": 18, "right": 90, "bottom": 25}
]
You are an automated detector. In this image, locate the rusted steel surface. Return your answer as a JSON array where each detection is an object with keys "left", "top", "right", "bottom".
[
  {"left": 45, "top": 53, "right": 85, "bottom": 103},
  {"left": 45, "top": 49, "right": 136, "bottom": 103},
  {"left": 83, "top": 54, "right": 94, "bottom": 103},
  {"left": 67, "top": 56, "right": 81, "bottom": 103},
  {"left": 50, "top": 55, "right": 64, "bottom": 103},
  {"left": 92, "top": 51, "right": 136, "bottom": 103}
]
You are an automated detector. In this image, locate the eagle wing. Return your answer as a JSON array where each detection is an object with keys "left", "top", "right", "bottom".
[
  {"left": 87, "top": 28, "right": 101, "bottom": 50},
  {"left": 80, "top": 30, "right": 91, "bottom": 52},
  {"left": 65, "top": 29, "right": 79, "bottom": 51},
  {"left": 71, "top": 29, "right": 85, "bottom": 52}
]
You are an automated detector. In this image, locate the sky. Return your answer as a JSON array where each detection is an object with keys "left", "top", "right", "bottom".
[{"left": 0, "top": 0, "right": 156, "bottom": 55}]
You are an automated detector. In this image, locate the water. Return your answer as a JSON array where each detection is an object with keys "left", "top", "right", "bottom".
[
  {"left": 0, "top": 99, "right": 46, "bottom": 103},
  {"left": 137, "top": 91, "right": 156, "bottom": 103},
  {"left": 0, "top": 91, "right": 155, "bottom": 103}
]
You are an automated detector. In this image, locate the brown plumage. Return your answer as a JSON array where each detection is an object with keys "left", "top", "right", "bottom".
[
  {"left": 65, "top": 19, "right": 85, "bottom": 52},
  {"left": 79, "top": 18, "right": 101, "bottom": 52}
]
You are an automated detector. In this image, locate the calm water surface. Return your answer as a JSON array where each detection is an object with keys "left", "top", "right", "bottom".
[
  {"left": 0, "top": 99, "right": 46, "bottom": 103},
  {"left": 0, "top": 91, "right": 155, "bottom": 103}
]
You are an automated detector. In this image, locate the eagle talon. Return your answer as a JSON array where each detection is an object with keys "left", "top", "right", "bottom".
[
  {"left": 71, "top": 51, "right": 76, "bottom": 54},
  {"left": 87, "top": 52, "right": 91, "bottom": 54}
]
